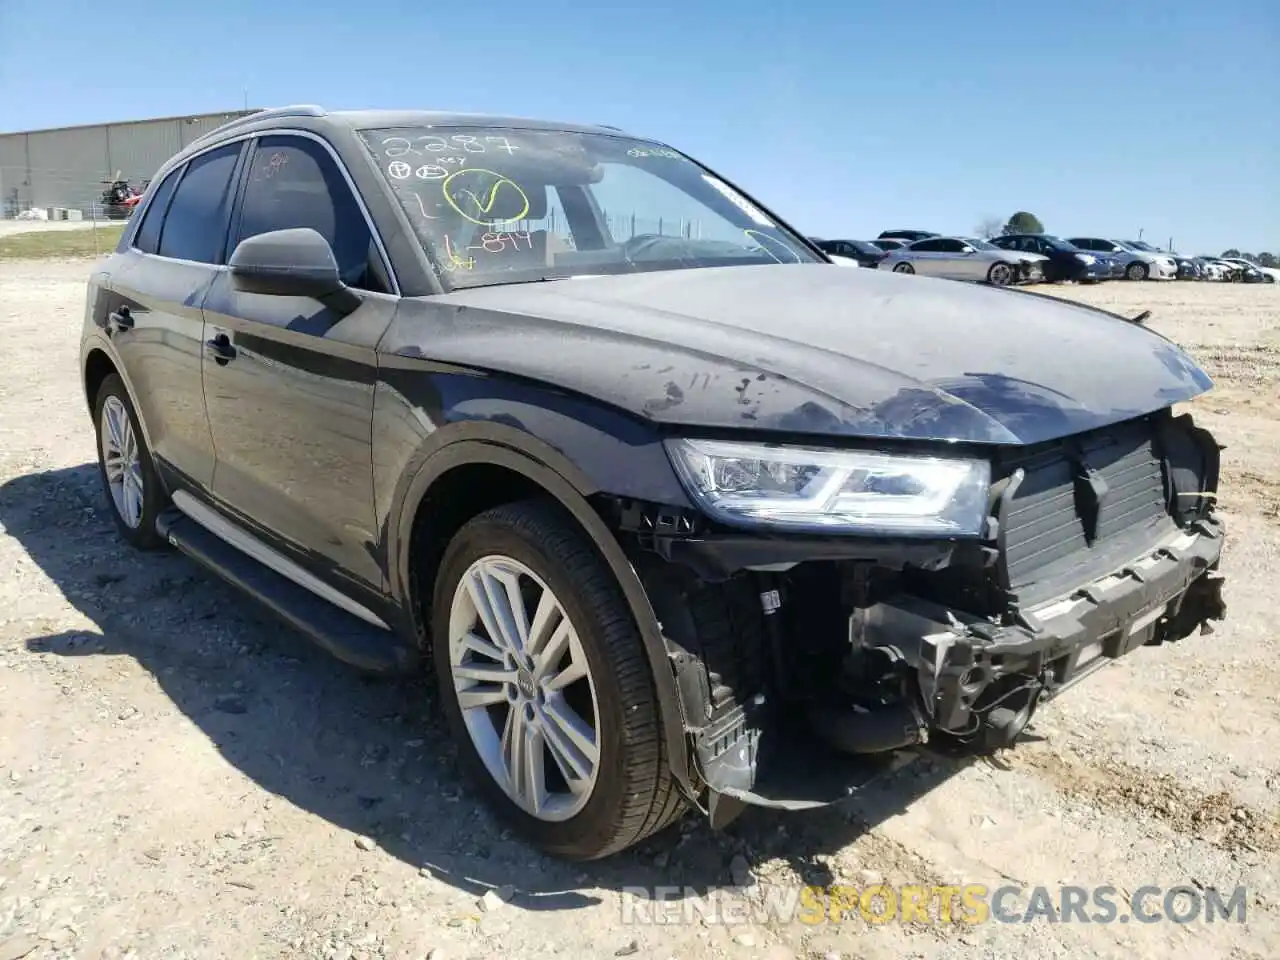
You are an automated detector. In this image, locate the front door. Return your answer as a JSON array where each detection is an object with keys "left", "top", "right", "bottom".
[
  {"left": 97, "top": 141, "right": 245, "bottom": 490},
  {"left": 201, "top": 133, "right": 397, "bottom": 601}
]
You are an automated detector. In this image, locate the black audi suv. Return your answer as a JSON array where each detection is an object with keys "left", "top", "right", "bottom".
[{"left": 81, "top": 104, "right": 1228, "bottom": 861}]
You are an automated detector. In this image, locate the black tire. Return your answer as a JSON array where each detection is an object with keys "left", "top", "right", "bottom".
[
  {"left": 987, "top": 262, "right": 1014, "bottom": 286},
  {"left": 892, "top": 262, "right": 915, "bottom": 274},
  {"left": 1126, "top": 261, "right": 1149, "bottom": 281},
  {"left": 92, "top": 373, "right": 167, "bottom": 550},
  {"left": 431, "top": 498, "right": 686, "bottom": 860}
]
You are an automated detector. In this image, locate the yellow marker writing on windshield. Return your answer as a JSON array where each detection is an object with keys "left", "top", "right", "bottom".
[{"left": 443, "top": 168, "right": 530, "bottom": 225}]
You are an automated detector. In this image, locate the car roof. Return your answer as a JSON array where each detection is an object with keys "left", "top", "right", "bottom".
[
  {"left": 189, "top": 104, "right": 638, "bottom": 146},
  {"left": 327, "top": 108, "right": 631, "bottom": 137},
  {"left": 164, "top": 104, "right": 655, "bottom": 176}
]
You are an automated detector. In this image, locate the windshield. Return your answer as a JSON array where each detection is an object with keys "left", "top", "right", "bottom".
[
  {"left": 962, "top": 237, "right": 1000, "bottom": 251},
  {"left": 1121, "top": 240, "right": 1159, "bottom": 252},
  {"left": 840, "top": 239, "right": 884, "bottom": 257},
  {"left": 359, "top": 126, "right": 821, "bottom": 289},
  {"left": 1034, "top": 235, "right": 1081, "bottom": 252}
]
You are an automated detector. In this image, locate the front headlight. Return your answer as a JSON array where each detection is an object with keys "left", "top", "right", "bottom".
[
  {"left": 1074, "top": 253, "right": 1096, "bottom": 264},
  {"left": 663, "top": 438, "right": 991, "bottom": 536}
]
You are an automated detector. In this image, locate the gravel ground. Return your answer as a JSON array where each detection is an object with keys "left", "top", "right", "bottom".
[{"left": 1, "top": 259, "right": 1278, "bottom": 960}]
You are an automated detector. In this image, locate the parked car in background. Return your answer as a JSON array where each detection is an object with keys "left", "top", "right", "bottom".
[
  {"left": 1169, "top": 254, "right": 1203, "bottom": 280},
  {"left": 1109, "top": 240, "right": 1178, "bottom": 281},
  {"left": 877, "top": 229, "right": 939, "bottom": 243},
  {"left": 813, "top": 238, "right": 889, "bottom": 268},
  {"left": 869, "top": 238, "right": 908, "bottom": 252},
  {"left": 883, "top": 235, "right": 1045, "bottom": 285},
  {"left": 1192, "top": 257, "right": 1226, "bottom": 281},
  {"left": 1198, "top": 257, "right": 1242, "bottom": 282},
  {"left": 991, "top": 234, "right": 1114, "bottom": 283},
  {"left": 1067, "top": 237, "right": 1165, "bottom": 281},
  {"left": 1219, "top": 257, "right": 1278, "bottom": 283},
  {"left": 827, "top": 254, "right": 862, "bottom": 267}
]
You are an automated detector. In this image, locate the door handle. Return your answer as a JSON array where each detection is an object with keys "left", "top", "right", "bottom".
[
  {"left": 204, "top": 333, "right": 237, "bottom": 365},
  {"left": 107, "top": 307, "right": 133, "bottom": 333}
]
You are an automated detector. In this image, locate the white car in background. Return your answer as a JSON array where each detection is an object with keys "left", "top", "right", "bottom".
[
  {"left": 1219, "top": 257, "right": 1279, "bottom": 283},
  {"left": 1198, "top": 259, "right": 1226, "bottom": 281},
  {"left": 1111, "top": 240, "right": 1179, "bottom": 281},
  {"left": 828, "top": 254, "right": 863, "bottom": 267}
]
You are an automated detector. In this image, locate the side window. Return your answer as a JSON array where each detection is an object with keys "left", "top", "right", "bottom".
[
  {"left": 233, "top": 135, "right": 387, "bottom": 293},
  {"left": 910, "top": 239, "right": 945, "bottom": 252},
  {"left": 133, "top": 168, "right": 180, "bottom": 254},
  {"left": 156, "top": 143, "right": 241, "bottom": 263},
  {"left": 937, "top": 239, "right": 966, "bottom": 253}
]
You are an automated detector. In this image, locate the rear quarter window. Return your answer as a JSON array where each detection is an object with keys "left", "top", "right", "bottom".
[
  {"left": 156, "top": 143, "right": 242, "bottom": 264},
  {"left": 132, "top": 169, "right": 180, "bottom": 254}
]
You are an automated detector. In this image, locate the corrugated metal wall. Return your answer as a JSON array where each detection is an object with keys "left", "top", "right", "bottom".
[{"left": 0, "top": 110, "right": 254, "bottom": 218}]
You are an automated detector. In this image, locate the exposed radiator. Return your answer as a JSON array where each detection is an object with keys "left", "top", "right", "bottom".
[{"left": 995, "top": 417, "right": 1174, "bottom": 605}]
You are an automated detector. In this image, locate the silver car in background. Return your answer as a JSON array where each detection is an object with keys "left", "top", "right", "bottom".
[
  {"left": 1114, "top": 240, "right": 1179, "bottom": 280},
  {"left": 1066, "top": 237, "right": 1178, "bottom": 281},
  {"left": 1066, "top": 237, "right": 1152, "bottom": 281},
  {"left": 882, "top": 235, "right": 1047, "bottom": 285}
]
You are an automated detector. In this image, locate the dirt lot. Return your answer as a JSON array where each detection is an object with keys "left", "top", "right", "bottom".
[{"left": 1, "top": 258, "right": 1278, "bottom": 960}]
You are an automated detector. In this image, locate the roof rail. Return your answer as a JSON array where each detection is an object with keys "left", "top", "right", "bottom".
[{"left": 186, "top": 104, "right": 327, "bottom": 148}]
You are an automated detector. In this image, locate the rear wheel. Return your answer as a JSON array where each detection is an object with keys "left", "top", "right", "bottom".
[
  {"left": 987, "top": 262, "right": 1014, "bottom": 286},
  {"left": 892, "top": 262, "right": 915, "bottom": 274},
  {"left": 432, "top": 498, "right": 685, "bottom": 860},
  {"left": 1126, "top": 261, "right": 1149, "bottom": 281},
  {"left": 93, "top": 373, "right": 167, "bottom": 549}
]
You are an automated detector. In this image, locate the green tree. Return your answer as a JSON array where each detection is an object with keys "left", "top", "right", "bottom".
[
  {"left": 1002, "top": 211, "right": 1045, "bottom": 235},
  {"left": 1257, "top": 252, "right": 1278, "bottom": 268},
  {"left": 1222, "top": 248, "right": 1242, "bottom": 258}
]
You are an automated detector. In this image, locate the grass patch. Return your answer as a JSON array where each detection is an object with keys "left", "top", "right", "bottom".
[{"left": 0, "top": 224, "right": 127, "bottom": 260}]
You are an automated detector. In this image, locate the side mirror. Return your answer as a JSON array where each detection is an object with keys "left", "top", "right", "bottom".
[
  {"left": 229, "top": 227, "right": 363, "bottom": 316},
  {"left": 960, "top": 246, "right": 976, "bottom": 254}
]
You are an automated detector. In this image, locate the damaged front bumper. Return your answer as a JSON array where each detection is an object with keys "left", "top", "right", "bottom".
[
  {"left": 852, "top": 516, "right": 1226, "bottom": 752},
  {"left": 688, "top": 516, "right": 1226, "bottom": 818}
]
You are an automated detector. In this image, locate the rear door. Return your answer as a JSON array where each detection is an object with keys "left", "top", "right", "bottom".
[
  {"left": 96, "top": 141, "right": 245, "bottom": 491},
  {"left": 200, "top": 133, "right": 398, "bottom": 602}
]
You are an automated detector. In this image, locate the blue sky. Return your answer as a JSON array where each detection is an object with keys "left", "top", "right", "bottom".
[{"left": 1, "top": 0, "right": 1275, "bottom": 253}]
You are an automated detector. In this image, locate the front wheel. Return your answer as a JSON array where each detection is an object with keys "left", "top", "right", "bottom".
[
  {"left": 431, "top": 499, "right": 685, "bottom": 860},
  {"left": 1126, "top": 261, "right": 1149, "bottom": 281},
  {"left": 892, "top": 262, "right": 915, "bottom": 274},
  {"left": 987, "top": 262, "right": 1014, "bottom": 286},
  {"left": 93, "top": 373, "right": 167, "bottom": 549}
]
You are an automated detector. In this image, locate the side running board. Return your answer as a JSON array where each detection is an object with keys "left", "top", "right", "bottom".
[{"left": 155, "top": 502, "right": 417, "bottom": 675}]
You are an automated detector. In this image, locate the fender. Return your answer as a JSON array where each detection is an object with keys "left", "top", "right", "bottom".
[
  {"left": 80, "top": 333, "right": 161, "bottom": 462},
  {"left": 387, "top": 427, "right": 697, "bottom": 801}
]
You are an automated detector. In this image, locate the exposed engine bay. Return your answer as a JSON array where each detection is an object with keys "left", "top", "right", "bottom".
[{"left": 604, "top": 407, "right": 1228, "bottom": 822}]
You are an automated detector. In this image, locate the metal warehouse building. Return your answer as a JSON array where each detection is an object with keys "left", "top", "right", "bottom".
[{"left": 0, "top": 109, "right": 258, "bottom": 219}]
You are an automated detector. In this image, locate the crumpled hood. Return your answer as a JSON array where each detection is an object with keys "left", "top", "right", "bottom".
[{"left": 392, "top": 264, "right": 1213, "bottom": 446}]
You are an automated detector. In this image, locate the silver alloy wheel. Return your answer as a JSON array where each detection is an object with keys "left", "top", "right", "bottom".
[
  {"left": 448, "top": 555, "right": 602, "bottom": 822},
  {"left": 1126, "top": 262, "right": 1146, "bottom": 281},
  {"left": 989, "top": 263, "right": 1012, "bottom": 285},
  {"left": 100, "top": 394, "right": 144, "bottom": 529},
  {"left": 893, "top": 262, "right": 914, "bottom": 274}
]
